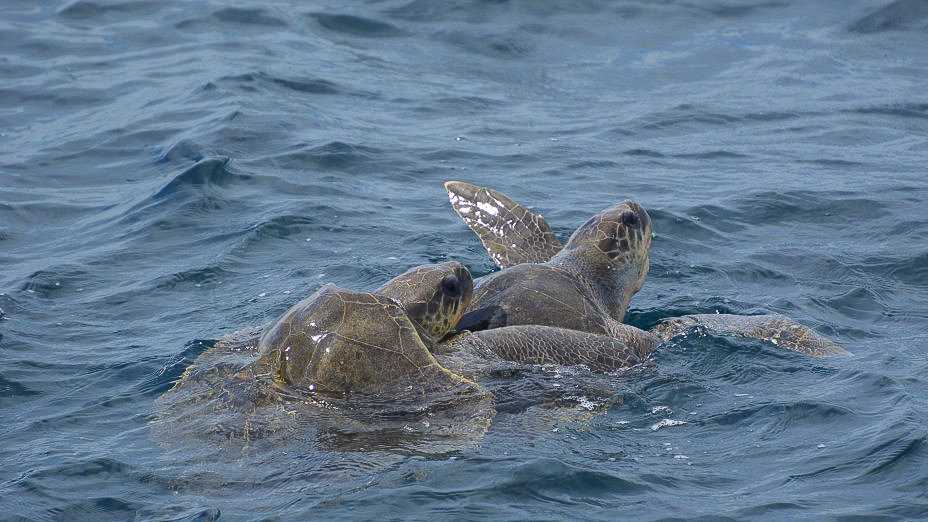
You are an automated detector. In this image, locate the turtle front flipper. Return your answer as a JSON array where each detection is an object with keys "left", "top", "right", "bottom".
[
  {"left": 447, "top": 325, "right": 647, "bottom": 373},
  {"left": 650, "top": 313, "right": 848, "bottom": 357},
  {"left": 444, "top": 181, "right": 563, "bottom": 268}
]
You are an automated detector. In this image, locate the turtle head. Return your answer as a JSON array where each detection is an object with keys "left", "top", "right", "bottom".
[
  {"left": 552, "top": 200, "right": 652, "bottom": 318},
  {"left": 375, "top": 261, "right": 474, "bottom": 339},
  {"left": 258, "top": 284, "right": 472, "bottom": 397}
]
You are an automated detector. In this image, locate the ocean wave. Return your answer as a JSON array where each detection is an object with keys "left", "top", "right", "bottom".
[
  {"left": 436, "top": 30, "right": 535, "bottom": 59},
  {"left": 18, "top": 267, "right": 91, "bottom": 299},
  {"left": 57, "top": 0, "right": 161, "bottom": 20},
  {"left": 309, "top": 13, "right": 406, "bottom": 38},
  {"left": 3, "top": 0, "right": 927, "bottom": 519},
  {"left": 727, "top": 191, "right": 892, "bottom": 226},
  {"left": 849, "top": 0, "right": 928, "bottom": 33},
  {"left": 176, "top": 7, "right": 289, "bottom": 30},
  {"left": 264, "top": 141, "right": 385, "bottom": 171},
  {"left": 851, "top": 102, "right": 928, "bottom": 119},
  {"left": 494, "top": 458, "right": 654, "bottom": 498},
  {"left": 0, "top": 374, "right": 41, "bottom": 403},
  {"left": 150, "top": 267, "right": 236, "bottom": 292},
  {"left": 151, "top": 158, "right": 241, "bottom": 200},
  {"left": 813, "top": 287, "right": 889, "bottom": 322},
  {"left": 699, "top": 400, "right": 855, "bottom": 430}
]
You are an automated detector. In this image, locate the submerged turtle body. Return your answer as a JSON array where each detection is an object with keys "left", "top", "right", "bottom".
[
  {"left": 444, "top": 181, "right": 846, "bottom": 358},
  {"left": 156, "top": 261, "right": 641, "bottom": 451},
  {"left": 156, "top": 262, "right": 492, "bottom": 450}
]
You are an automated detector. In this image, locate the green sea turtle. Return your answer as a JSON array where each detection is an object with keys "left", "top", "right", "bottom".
[
  {"left": 444, "top": 181, "right": 846, "bottom": 358},
  {"left": 155, "top": 261, "right": 642, "bottom": 452}
]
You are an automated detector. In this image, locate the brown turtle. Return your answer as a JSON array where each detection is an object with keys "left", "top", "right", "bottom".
[
  {"left": 444, "top": 181, "right": 846, "bottom": 358},
  {"left": 155, "top": 261, "right": 642, "bottom": 451}
]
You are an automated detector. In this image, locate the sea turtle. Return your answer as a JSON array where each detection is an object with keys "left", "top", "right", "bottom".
[
  {"left": 155, "top": 261, "right": 642, "bottom": 452},
  {"left": 444, "top": 181, "right": 846, "bottom": 358}
]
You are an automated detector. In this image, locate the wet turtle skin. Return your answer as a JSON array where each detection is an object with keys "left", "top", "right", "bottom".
[
  {"left": 444, "top": 181, "right": 846, "bottom": 358},
  {"left": 156, "top": 261, "right": 642, "bottom": 450}
]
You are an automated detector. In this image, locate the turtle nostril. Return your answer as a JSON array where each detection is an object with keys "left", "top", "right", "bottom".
[
  {"left": 619, "top": 210, "right": 639, "bottom": 227},
  {"left": 441, "top": 275, "right": 462, "bottom": 297}
]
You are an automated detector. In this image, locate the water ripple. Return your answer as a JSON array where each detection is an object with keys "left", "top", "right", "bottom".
[
  {"left": 2, "top": 0, "right": 927, "bottom": 519},
  {"left": 176, "top": 7, "right": 288, "bottom": 30},
  {"left": 151, "top": 157, "right": 240, "bottom": 200},
  {"left": 849, "top": 0, "right": 928, "bottom": 34},
  {"left": 309, "top": 13, "right": 406, "bottom": 38}
]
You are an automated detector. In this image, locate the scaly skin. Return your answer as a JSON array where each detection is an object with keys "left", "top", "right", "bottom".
[
  {"left": 447, "top": 181, "right": 651, "bottom": 330},
  {"left": 445, "top": 181, "right": 846, "bottom": 358},
  {"left": 446, "top": 183, "right": 563, "bottom": 267},
  {"left": 449, "top": 325, "right": 642, "bottom": 373},
  {"left": 157, "top": 261, "right": 646, "bottom": 447},
  {"left": 156, "top": 262, "right": 492, "bottom": 447},
  {"left": 651, "top": 313, "right": 848, "bottom": 356}
]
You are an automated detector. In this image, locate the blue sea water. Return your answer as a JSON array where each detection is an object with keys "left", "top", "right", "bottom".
[{"left": 2, "top": 0, "right": 928, "bottom": 520}]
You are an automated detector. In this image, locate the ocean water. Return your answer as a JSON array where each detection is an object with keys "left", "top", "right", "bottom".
[{"left": 2, "top": 0, "right": 928, "bottom": 520}]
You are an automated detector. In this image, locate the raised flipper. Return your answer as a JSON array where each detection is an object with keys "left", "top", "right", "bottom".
[
  {"left": 650, "top": 313, "right": 847, "bottom": 357},
  {"left": 447, "top": 325, "right": 646, "bottom": 373},
  {"left": 445, "top": 181, "right": 563, "bottom": 268}
]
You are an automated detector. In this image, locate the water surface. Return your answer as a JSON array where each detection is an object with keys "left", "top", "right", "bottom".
[{"left": 2, "top": 0, "right": 928, "bottom": 520}]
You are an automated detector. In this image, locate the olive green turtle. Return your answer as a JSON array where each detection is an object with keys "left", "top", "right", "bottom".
[
  {"left": 155, "top": 261, "right": 642, "bottom": 452},
  {"left": 444, "top": 181, "right": 846, "bottom": 358}
]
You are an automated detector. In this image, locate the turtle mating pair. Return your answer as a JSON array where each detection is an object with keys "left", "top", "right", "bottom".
[{"left": 157, "top": 182, "right": 844, "bottom": 446}]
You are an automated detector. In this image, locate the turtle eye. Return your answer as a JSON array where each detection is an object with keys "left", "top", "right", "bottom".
[
  {"left": 597, "top": 238, "right": 623, "bottom": 259},
  {"left": 619, "top": 211, "right": 639, "bottom": 227},
  {"left": 441, "top": 275, "right": 462, "bottom": 297}
]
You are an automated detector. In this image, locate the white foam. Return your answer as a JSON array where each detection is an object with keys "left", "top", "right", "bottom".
[
  {"left": 650, "top": 418, "right": 687, "bottom": 431},
  {"left": 575, "top": 396, "right": 598, "bottom": 411}
]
